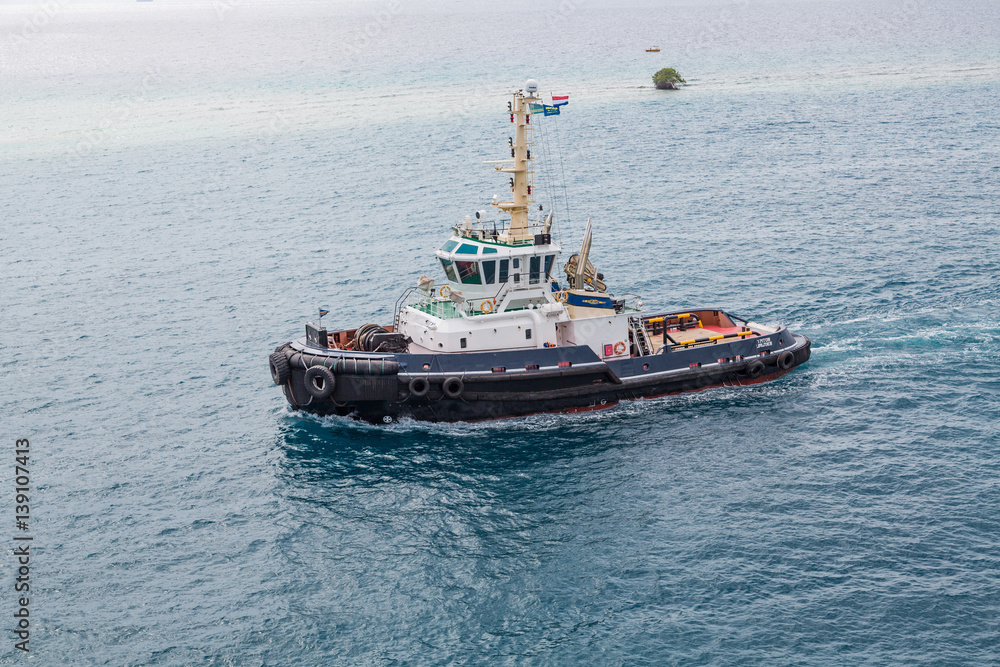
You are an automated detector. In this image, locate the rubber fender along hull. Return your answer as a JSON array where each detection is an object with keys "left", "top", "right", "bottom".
[{"left": 272, "top": 334, "right": 811, "bottom": 423}]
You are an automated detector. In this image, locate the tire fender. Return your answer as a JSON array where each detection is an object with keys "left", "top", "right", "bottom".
[
  {"left": 269, "top": 351, "right": 290, "bottom": 385},
  {"left": 442, "top": 376, "right": 464, "bottom": 399},
  {"left": 304, "top": 365, "right": 336, "bottom": 399},
  {"left": 408, "top": 377, "right": 430, "bottom": 398},
  {"left": 745, "top": 359, "right": 765, "bottom": 379}
]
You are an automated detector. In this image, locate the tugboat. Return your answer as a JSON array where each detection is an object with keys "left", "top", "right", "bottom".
[{"left": 268, "top": 80, "right": 810, "bottom": 423}]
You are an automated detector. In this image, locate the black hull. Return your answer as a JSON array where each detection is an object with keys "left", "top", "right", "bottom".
[{"left": 271, "top": 327, "right": 811, "bottom": 424}]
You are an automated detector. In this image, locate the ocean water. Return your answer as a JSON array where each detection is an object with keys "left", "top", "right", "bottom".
[{"left": 3, "top": 0, "right": 1000, "bottom": 663}]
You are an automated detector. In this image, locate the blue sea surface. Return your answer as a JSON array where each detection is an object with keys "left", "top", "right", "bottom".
[{"left": 2, "top": 0, "right": 1000, "bottom": 663}]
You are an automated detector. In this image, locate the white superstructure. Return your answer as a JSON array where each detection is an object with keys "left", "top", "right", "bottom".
[{"left": 395, "top": 82, "right": 636, "bottom": 360}]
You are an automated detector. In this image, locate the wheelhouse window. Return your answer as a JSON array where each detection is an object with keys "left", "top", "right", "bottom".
[
  {"left": 544, "top": 254, "right": 555, "bottom": 280},
  {"left": 440, "top": 259, "right": 458, "bottom": 283},
  {"left": 441, "top": 240, "right": 459, "bottom": 252},
  {"left": 499, "top": 259, "right": 509, "bottom": 283},
  {"left": 455, "top": 260, "right": 482, "bottom": 285},
  {"left": 456, "top": 243, "right": 479, "bottom": 255},
  {"left": 529, "top": 256, "right": 541, "bottom": 284},
  {"left": 482, "top": 260, "right": 496, "bottom": 284}
]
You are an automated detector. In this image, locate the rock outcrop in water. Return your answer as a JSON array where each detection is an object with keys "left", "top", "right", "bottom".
[{"left": 653, "top": 67, "right": 686, "bottom": 90}]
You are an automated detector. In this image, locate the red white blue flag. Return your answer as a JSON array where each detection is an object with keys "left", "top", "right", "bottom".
[{"left": 552, "top": 95, "right": 569, "bottom": 106}]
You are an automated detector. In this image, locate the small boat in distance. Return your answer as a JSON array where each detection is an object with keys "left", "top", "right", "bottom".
[{"left": 646, "top": 47, "right": 660, "bottom": 52}]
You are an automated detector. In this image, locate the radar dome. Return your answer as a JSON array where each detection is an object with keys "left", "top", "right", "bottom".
[{"left": 525, "top": 79, "right": 539, "bottom": 94}]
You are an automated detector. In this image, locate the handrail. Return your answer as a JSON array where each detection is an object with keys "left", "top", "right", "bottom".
[
  {"left": 393, "top": 286, "right": 418, "bottom": 331},
  {"left": 672, "top": 330, "right": 759, "bottom": 349}
]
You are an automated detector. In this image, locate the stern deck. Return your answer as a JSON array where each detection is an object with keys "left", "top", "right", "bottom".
[{"left": 641, "top": 310, "right": 762, "bottom": 352}]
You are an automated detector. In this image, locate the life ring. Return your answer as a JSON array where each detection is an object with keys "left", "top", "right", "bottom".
[
  {"left": 304, "top": 365, "right": 336, "bottom": 399},
  {"left": 439, "top": 285, "right": 452, "bottom": 298},
  {"left": 269, "top": 351, "right": 290, "bottom": 385},
  {"left": 776, "top": 350, "right": 795, "bottom": 370},
  {"left": 480, "top": 300, "right": 493, "bottom": 313},
  {"left": 614, "top": 341, "right": 626, "bottom": 355},
  {"left": 554, "top": 290, "right": 568, "bottom": 303},
  {"left": 745, "top": 359, "right": 765, "bottom": 379},
  {"left": 442, "top": 376, "right": 464, "bottom": 399},
  {"left": 408, "top": 377, "right": 430, "bottom": 398}
]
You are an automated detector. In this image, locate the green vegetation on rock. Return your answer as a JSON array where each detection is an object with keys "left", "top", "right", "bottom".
[{"left": 653, "top": 67, "right": 686, "bottom": 90}]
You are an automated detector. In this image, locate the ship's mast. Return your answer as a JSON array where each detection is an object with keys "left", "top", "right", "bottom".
[{"left": 492, "top": 88, "right": 538, "bottom": 243}]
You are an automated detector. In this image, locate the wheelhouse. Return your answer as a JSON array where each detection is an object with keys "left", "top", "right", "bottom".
[{"left": 435, "top": 236, "right": 560, "bottom": 297}]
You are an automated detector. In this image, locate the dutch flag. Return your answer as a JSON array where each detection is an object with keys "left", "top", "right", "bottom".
[{"left": 551, "top": 95, "right": 569, "bottom": 106}]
